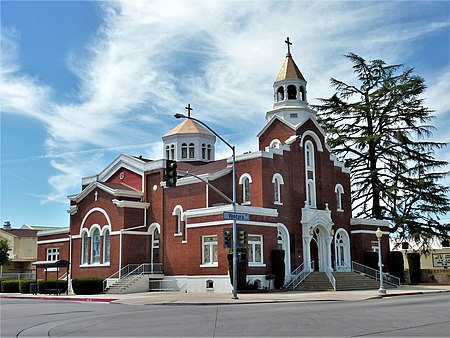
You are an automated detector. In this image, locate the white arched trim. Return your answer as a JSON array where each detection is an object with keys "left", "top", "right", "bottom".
[
  {"left": 147, "top": 222, "right": 161, "bottom": 234},
  {"left": 272, "top": 173, "right": 285, "bottom": 185},
  {"left": 277, "top": 223, "right": 291, "bottom": 279},
  {"left": 335, "top": 184, "right": 345, "bottom": 211},
  {"left": 101, "top": 224, "right": 111, "bottom": 236},
  {"left": 172, "top": 205, "right": 183, "bottom": 234},
  {"left": 88, "top": 224, "right": 102, "bottom": 237},
  {"left": 239, "top": 173, "right": 253, "bottom": 184},
  {"left": 334, "top": 228, "right": 351, "bottom": 271},
  {"left": 269, "top": 139, "right": 282, "bottom": 148},
  {"left": 172, "top": 205, "right": 183, "bottom": 216},
  {"left": 300, "top": 130, "right": 323, "bottom": 152},
  {"left": 80, "top": 207, "right": 112, "bottom": 235}
]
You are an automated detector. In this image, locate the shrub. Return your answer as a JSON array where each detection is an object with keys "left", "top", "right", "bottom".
[
  {"left": 271, "top": 249, "right": 285, "bottom": 289},
  {"left": 37, "top": 280, "right": 68, "bottom": 294},
  {"left": 388, "top": 251, "right": 405, "bottom": 283},
  {"left": 406, "top": 252, "right": 421, "bottom": 284},
  {"left": 72, "top": 278, "right": 104, "bottom": 295},
  {"left": 0, "top": 278, "right": 7, "bottom": 290},
  {"left": 1, "top": 280, "right": 20, "bottom": 293},
  {"left": 19, "top": 280, "right": 35, "bottom": 294}
]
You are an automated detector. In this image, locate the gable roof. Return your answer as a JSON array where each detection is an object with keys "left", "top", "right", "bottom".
[
  {"left": 68, "top": 181, "right": 143, "bottom": 203},
  {"left": 0, "top": 228, "right": 38, "bottom": 238}
]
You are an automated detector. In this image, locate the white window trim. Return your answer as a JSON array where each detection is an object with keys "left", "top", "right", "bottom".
[
  {"left": 172, "top": 205, "right": 183, "bottom": 235},
  {"left": 304, "top": 140, "right": 316, "bottom": 208},
  {"left": 239, "top": 173, "right": 252, "bottom": 204},
  {"left": 272, "top": 173, "right": 284, "bottom": 204},
  {"left": 103, "top": 228, "right": 110, "bottom": 264},
  {"left": 46, "top": 248, "right": 60, "bottom": 262},
  {"left": 248, "top": 234, "right": 264, "bottom": 266},
  {"left": 81, "top": 230, "right": 89, "bottom": 265},
  {"left": 335, "top": 184, "right": 344, "bottom": 212},
  {"left": 201, "top": 235, "right": 218, "bottom": 267},
  {"left": 90, "top": 228, "right": 101, "bottom": 264}
]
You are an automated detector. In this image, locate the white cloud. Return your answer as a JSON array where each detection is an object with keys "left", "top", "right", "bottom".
[{"left": 1, "top": 0, "right": 449, "bottom": 207}]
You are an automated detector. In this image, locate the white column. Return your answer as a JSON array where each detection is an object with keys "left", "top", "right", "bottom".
[{"left": 303, "top": 237, "right": 312, "bottom": 271}]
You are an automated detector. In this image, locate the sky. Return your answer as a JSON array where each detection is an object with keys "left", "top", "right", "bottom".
[{"left": 1, "top": 0, "right": 449, "bottom": 229}]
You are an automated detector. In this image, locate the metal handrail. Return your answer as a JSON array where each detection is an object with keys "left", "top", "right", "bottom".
[
  {"left": 103, "top": 263, "right": 164, "bottom": 291},
  {"left": 351, "top": 261, "right": 400, "bottom": 287},
  {"left": 325, "top": 267, "right": 336, "bottom": 290},
  {"left": 290, "top": 261, "right": 315, "bottom": 290},
  {"left": 285, "top": 261, "right": 306, "bottom": 289}
]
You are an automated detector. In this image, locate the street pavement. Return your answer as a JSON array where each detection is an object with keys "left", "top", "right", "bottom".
[{"left": 1, "top": 284, "right": 449, "bottom": 305}]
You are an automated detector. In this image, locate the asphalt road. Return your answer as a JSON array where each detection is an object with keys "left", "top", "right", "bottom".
[{"left": 1, "top": 293, "right": 449, "bottom": 337}]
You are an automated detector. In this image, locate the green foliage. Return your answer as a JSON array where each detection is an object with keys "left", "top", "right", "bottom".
[
  {"left": 19, "top": 280, "right": 35, "bottom": 294},
  {"left": 0, "top": 278, "right": 7, "bottom": 290},
  {"left": 363, "top": 251, "right": 379, "bottom": 270},
  {"left": 1, "top": 280, "right": 20, "bottom": 293},
  {"left": 72, "top": 278, "right": 104, "bottom": 295},
  {"left": 406, "top": 252, "right": 421, "bottom": 284},
  {"left": 0, "top": 236, "right": 11, "bottom": 266},
  {"left": 316, "top": 53, "right": 450, "bottom": 248},
  {"left": 37, "top": 280, "right": 68, "bottom": 294},
  {"left": 271, "top": 249, "right": 285, "bottom": 289},
  {"left": 388, "top": 251, "right": 405, "bottom": 283}
]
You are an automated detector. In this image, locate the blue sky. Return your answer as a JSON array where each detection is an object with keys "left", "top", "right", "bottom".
[{"left": 1, "top": 1, "right": 449, "bottom": 228}]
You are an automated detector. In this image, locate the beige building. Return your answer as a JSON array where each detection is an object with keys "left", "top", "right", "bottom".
[{"left": 0, "top": 222, "right": 38, "bottom": 279}]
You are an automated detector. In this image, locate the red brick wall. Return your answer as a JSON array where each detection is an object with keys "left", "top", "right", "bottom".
[{"left": 107, "top": 167, "right": 142, "bottom": 191}]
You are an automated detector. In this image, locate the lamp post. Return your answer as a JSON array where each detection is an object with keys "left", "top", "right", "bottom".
[
  {"left": 174, "top": 112, "right": 239, "bottom": 300},
  {"left": 375, "top": 227, "right": 386, "bottom": 294}
]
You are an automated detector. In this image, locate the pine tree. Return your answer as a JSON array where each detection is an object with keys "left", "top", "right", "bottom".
[{"left": 316, "top": 53, "right": 450, "bottom": 248}]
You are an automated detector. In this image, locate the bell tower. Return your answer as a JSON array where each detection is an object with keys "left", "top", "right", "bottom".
[{"left": 266, "top": 37, "right": 316, "bottom": 126}]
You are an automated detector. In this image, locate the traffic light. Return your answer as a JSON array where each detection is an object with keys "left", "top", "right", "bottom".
[
  {"left": 223, "top": 228, "right": 232, "bottom": 248},
  {"left": 166, "top": 160, "right": 177, "bottom": 187},
  {"left": 238, "top": 229, "right": 247, "bottom": 248}
]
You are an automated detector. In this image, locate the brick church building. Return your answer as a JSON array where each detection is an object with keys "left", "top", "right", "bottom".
[{"left": 36, "top": 40, "right": 390, "bottom": 292}]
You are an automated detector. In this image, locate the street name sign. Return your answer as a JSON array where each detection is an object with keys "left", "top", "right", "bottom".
[{"left": 223, "top": 211, "right": 249, "bottom": 221}]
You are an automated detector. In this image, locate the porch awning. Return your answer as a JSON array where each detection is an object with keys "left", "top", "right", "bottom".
[{"left": 32, "top": 260, "right": 70, "bottom": 269}]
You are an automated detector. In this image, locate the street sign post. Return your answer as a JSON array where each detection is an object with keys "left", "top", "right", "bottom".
[{"left": 223, "top": 212, "right": 249, "bottom": 222}]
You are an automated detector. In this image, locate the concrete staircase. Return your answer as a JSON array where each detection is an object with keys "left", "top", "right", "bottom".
[
  {"left": 294, "top": 272, "right": 334, "bottom": 291},
  {"left": 333, "top": 272, "right": 392, "bottom": 291},
  {"left": 105, "top": 274, "right": 164, "bottom": 294}
]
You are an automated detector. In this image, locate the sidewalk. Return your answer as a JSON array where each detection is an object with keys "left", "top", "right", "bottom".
[{"left": 1, "top": 285, "right": 449, "bottom": 305}]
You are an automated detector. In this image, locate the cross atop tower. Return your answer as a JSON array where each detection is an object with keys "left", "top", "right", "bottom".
[
  {"left": 185, "top": 104, "right": 193, "bottom": 118},
  {"left": 284, "top": 37, "right": 292, "bottom": 55}
]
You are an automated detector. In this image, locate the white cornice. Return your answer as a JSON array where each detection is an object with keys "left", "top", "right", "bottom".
[
  {"left": 68, "top": 181, "right": 143, "bottom": 203},
  {"left": 37, "top": 227, "right": 70, "bottom": 237},
  {"left": 350, "top": 218, "right": 390, "bottom": 227},
  {"left": 97, "top": 154, "right": 146, "bottom": 182},
  {"left": 68, "top": 205, "right": 78, "bottom": 215},
  {"left": 112, "top": 199, "right": 150, "bottom": 209},
  {"left": 184, "top": 204, "right": 278, "bottom": 219}
]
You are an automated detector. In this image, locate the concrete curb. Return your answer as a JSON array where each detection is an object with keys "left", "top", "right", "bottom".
[{"left": 0, "top": 295, "right": 118, "bottom": 303}]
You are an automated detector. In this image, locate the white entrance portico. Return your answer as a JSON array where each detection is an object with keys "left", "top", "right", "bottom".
[{"left": 301, "top": 204, "right": 334, "bottom": 272}]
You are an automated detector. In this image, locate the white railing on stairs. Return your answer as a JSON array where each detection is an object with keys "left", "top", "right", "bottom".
[
  {"left": 351, "top": 261, "right": 400, "bottom": 287},
  {"left": 325, "top": 267, "right": 336, "bottom": 290},
  {"left": 285, "top": 261, "right": 315, "bottom": 290},
  {"left": 103, "top": 263, "right": 163, "bottom": 291}
]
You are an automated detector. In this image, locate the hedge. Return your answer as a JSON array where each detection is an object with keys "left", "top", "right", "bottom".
[
  {"left": 388, "top": 251, "right": 405, "bottom": 283},
  {"left": 72, "top": 278, "right": 104, "bottom": 295},
  {"left": 0, "top": 278, "right": 7, "bottom": 291},
  {"left": 406, "top": 252, "right": 421, "bottom": 284},
  {"left": 37, "top": 280, "right": 68, "bottom": 294},
  {"left": 1, "top": 280, "right": 20, "bottom": 293},
  {"left": 19, "top": 280, "right": 35, "bottom": 294},
  {"left": 271, "top": 249, "right": 285, "bottom": 289}
]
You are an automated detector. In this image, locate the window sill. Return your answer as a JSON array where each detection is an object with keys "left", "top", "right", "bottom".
[
  {"left": 241, "top": 201, "right": 251, "bottom": 206},
  {"left": 80, "top": 263, "right": 110, "bottom": 268},
  {"left": 182, "top": 240, "right": 187, "bottom": 244},
  {"left": 248, "top": 263, "right": 266, "bottom": 267},
  {"left": 274, "top": 201, "right": 283, "bottom": 206},
  {"left": 200, "top": 263, "right": 218, "bottom": 268},
  {"left": 174, "top": 233, "right": 183, "bottom": 237},
  {"left": 337, "top": 209, "right": 344, "bottom": 212}
]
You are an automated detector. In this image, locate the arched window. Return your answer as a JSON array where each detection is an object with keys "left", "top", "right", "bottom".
[
  {"left": 165, "top": 145, "right": 170, "bottom": 160},
  {"left": 335, "top": 184, "right": 344, "bottom": 211},
  {"left": 269, "top": 139, "right": 281, "bottom": 149},
  {"left": 189, "top": 143, "right": 195, "bottom": 158},
  {"left": 170, "top": 144, "right": 175, "bottom": 160},
  {"left": 81, "top": 231, "right": 88, "bottom": 265},
  {"left": 272, "top": 173, "right": 284, "bottom": 204},
  {"left": 287, "top": 85, "right": 297, "bottom": 99},
  {"left": 239, "top": 174, "right": 252, "bottom": 204},
  {"left": 103, "top": 229, "right": 110, "bottom": 263},
  {"left": 300, "top": 86, "right": 306, "bottom": 101},
  {"left": 181, "top": 143, "right": 188, "bottom": 159},
  {"left": 202, "top": 143, "right": 206, "bottom": 159},
  {"left": 207, "top": 145, "right": 212, "bottom": 160},
  {"left": 276, "top": 86, "right": 285, "bottom": 101},
  {"left": 91, "top": 228, "right": 101, "bottom": 264},
  {"left": 304, "top": 140, "right": 316, "bottom": 207},
  {"left": 173, "top": 205, "right": 183, "bottom": 235}
]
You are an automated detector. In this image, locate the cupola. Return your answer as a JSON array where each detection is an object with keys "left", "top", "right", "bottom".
[
  {"left": 162, "top": 105, "right": 216, "bottom": 162},
  {"left": 265, "top": 37, "right": 316, "bottom": 125}
]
